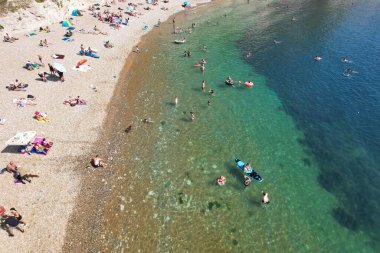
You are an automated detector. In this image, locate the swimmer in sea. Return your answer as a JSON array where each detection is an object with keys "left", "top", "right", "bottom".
[
  {"left": 183, "top": 51, "right": 187, "bottom": 57},
  {"left": 243, "top": 175, "right": 251, "bottom": 187},
  {"left": 216, "top": 176, "right": 226, "bottom": 186},
  {"left": 343, "top": 68, "right": 353, "bottom": 76},
  {"left": 314, "top": 55, "right": 322, "bottom": 61},
  {"left": 208, "top": 100, "right": 211, "bottom": 106},
  {"left": 200, "top": 65, "right": 205, "bottom": 72},
  {"left": 208, "top": 89, "right": 215, "bottom": 96},
  {"left": 238, "top": 80, "right": 241, "bottom": 86}
]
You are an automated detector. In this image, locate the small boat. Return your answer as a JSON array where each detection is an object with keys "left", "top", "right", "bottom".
[
  {"left": 235, "top": 158, "right": 263, "bottom": 182},
  {"left": 174, "top": 39, "right": 186, "bottom": 44}
]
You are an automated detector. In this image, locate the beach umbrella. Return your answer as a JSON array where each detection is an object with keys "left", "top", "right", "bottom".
[
  {"left": 0, "top": 206, "right": 5, "bottom": 216},
  {"left": 53, "top": 62, "right": 67, "bottom": 73},
  {"left": 5, "top": 131, "right": 36, "bottom": 146}
]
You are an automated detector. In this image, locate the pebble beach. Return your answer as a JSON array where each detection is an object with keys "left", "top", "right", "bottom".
[{"left": 0, "top": 1, "right": 209, "bottom": 252}]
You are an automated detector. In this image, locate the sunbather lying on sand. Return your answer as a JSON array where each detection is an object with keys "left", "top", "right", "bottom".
[
  {"left": 34, "top": 111, "right": 49, "bottom": 122},
  {"left": 63, "top": 96, "right": 87, "bottom": 106},
  {"left": 6, "top": 80, "right": 28, "bottom": 91},
  {"left": 104, "top": 40, "right": 113, "bottom": 48},
  {"left": 39, "top": 26, "right": 51, "bottom": 33},
  {"left": 13, "top": 167, "right": 39, "bottom": 184},
  {"left": 3, "top": 33, "right": 18, "bottom": 42}
]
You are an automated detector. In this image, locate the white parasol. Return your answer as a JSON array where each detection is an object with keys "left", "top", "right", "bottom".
[
  {"left": 53, "top": 62, "right": 67, "bottom": 73},
  {"left": 6, "top": 131, "right": 36, "bottom": 146}
]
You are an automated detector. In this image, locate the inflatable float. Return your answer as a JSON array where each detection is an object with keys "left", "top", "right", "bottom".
[{"left": 245, "top": 81, "right": 254, "bottom": 88}]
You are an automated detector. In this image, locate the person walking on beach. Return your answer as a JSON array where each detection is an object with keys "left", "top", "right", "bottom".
[
  {"left": 262, "top": 191, "right": 270, "bottom": 205},
  {"left": 10, "top": 208, "right": 26, "bottom": 226}
]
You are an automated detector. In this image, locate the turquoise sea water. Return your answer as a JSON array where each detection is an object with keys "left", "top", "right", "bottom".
[{"left": 111, "top": 0, "right": 380, "bottom": 252}]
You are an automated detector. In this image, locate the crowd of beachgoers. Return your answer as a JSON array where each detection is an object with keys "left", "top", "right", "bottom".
[{"left": 0, "top": 0, "right": 210, "bottom": 251}]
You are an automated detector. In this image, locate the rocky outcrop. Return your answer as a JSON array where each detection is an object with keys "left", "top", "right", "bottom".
[{"left": 0, "top": 0, "right": 104, "bottom": 34}]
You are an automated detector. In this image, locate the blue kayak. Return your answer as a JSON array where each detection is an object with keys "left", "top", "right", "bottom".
[{"left": 235, "top": 158, "right": 263, "bottom": 182}]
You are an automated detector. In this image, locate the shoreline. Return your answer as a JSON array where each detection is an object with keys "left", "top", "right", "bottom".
[
  {"left": 0, "top": 1, "right": 211, "bottom": 252},
  {"left": 63, "top": 3, "right": 217, "bottom": 252}
]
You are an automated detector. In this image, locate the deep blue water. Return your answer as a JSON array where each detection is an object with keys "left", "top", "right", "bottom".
[{"left": 240, "top": 0, "right": 380, "bottom": 249}]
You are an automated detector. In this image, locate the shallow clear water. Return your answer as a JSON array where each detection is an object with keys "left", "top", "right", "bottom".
[{"left": 109, "top": 0, "right": 380, "bottom": 252}]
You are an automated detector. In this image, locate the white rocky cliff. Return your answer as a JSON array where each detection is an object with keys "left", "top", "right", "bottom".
[{"left": 0, "top": 0, "right": 105, "bottom": 34}]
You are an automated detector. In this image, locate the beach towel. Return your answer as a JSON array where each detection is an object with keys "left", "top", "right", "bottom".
[
  {"left": 78, "top": 51, "right": 100, "bottom": 58},
  {"left": 26, "top": 32, "right": 37, "bottom": 37},
  {"left": 13, "top": 98, "right": 37, "bottom": 108},
  {"left": 71, "top": 65, "right": 92, "bottom": 72},
  {"left": 143, "top": 25, "right": 149, "bottom": 31},
  {"left": 62, "top": 37, "right": 74, "bottom": 42},
  {"left": 19, "top": 137, "right": 51, "bottom": 155},
  {"left": 52, "top": 54, "right": 65, "bottom": 59}
]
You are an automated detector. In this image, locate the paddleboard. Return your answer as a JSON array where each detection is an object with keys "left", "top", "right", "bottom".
[{"left": 235, "top": 158, "right": 263, "bottom": 182}]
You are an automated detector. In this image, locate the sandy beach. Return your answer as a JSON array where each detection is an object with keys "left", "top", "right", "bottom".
[{"left": 0, "top": 0, "right": 209, "bottom": 252}]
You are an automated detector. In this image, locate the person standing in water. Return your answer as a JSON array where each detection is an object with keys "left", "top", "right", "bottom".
[
  {"left": 174, "top": 96, "right": 178, "bottom": 105},
  {"left": 208, "top": 100, "right": 211, "bottom": 106},
  {"left": 202, "top": 80, "right": 206, "bottom": 91},
  {"left": 262, "top": 191, "right": 270, "bottom": 204},
  {"left": 190, "top": 112, "right": 195, "bottom": 121}
]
